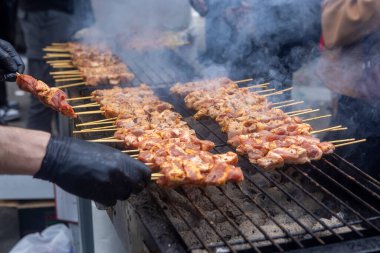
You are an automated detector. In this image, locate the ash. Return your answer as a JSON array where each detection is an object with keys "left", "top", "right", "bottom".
[{"left": 153, "top": 167, "right": 364, "bottom": 252}]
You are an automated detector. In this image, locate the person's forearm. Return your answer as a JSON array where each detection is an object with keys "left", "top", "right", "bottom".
[{"left": 0, "top": 126, "right": 50, "bottom": 175}]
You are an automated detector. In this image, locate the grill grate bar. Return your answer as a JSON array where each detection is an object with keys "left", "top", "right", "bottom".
[
  {"left": 243, "top": 161, "right": 344, "bottom": 242},
  {"left": 331, "top": 154, "right": 380, "bottom": 188},
  {"left": 322, "top": 158, "right": 380, "bottom": 201},
  {"left": 196, "top": 188, "right": 262, "bottom": 253},
  {"left": 235, "top": 184, "right": 305, "bottom": 248},
  {"left": 161, "top": 194, "right": 213, "bottom": 252},
  {"left": 217, "top": 186, "right": 285, "bottom": 252},
  {"left": 278, "top": 169, "right": 363, "bottom": 237},
  {"left": 293, "top": 165, "right": 380, "bottom": 232},
  {"left": 244, "top": 174, "right": 325, "bottom": 245},
  {"left": 179, "top": 188, "right": 238, "bottom": 253},
  {"left": 309, "top": 162, "right": 380, "bottom": 216}
]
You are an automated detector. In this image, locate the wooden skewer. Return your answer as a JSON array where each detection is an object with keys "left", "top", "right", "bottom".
[
  {"left": 51, "top": 65, "right": 76, "bottom": 69},
  {"left": 271, "top": 100, "right": 295, "bottom": 106},
  {"left": 76, "top": 110, "right": 103, "bottom": 115},
  {"left": 73, "top": 128, "right": 116, "bottom": 134},
  {"left": 67, "top": 96, "right": 93, "bottom": 102},
  {"left": 75, "top": 117, "right": 117, "bottom": 126},
  {"left": 51, "top": 42, "right": 67, "bottom": 46},
  {"left": 55, "top": 77, "right": 84, "bottom": 83},
  {"left": 289, "top": 109, "right": 320, "bottom": 117},
  {"left": 329, "top": 127, "right": 348, "bottom": 132},
  {"left": 274, "top": 101, "right": 304, "bottom": 109},
  {"left": 86, "top": 125, "right": 116, "bottom": 130},
  {"left": 43, "top": 48, "right": 70, "bottom": 52},
  {"left": 328, "top": 138, "right": 356, "bottom": 144},
  {"left": 286, "top": 108, "right": 313, "bottom": 115},
  {"left": 302, "top": 114, "right": 332, "bottom": 122},
  {"left": 254, "top": 88, "right": 276, "bottom": 94},
  {"left": 47, "top": 60, "right": 72, "bottom": 63},
  {"left": 311, "top": 125, "right": 343, "bottom": 134},
  {"left": 76, "top": 121, "right": 115, "bottom": 128},
  {"left": 88, "top": 139, "right": 124, "bottom": 143},
  {"left": 240, "top": 83, "right": 269, "bottom": 89},
  {"left": 122, "top": 150, "right": 139, "bottom": 154},
  {"left": 263, "top": 87, "right": 293, "bottom": 97},
  {"left": 56, "top": 82, "right": 87, "bottom": 89},
  {"left": 72, "top": 103, "right": 99, "bottom": 109},
  {"left": 334, "top": 139, "right": 366, "bottom": 148},
  {"left": 50, "top": 70, "right": 80, "bottom": 75},
  {"left": 130, "top": 154, "right": 139, "bottom": 158},
  {"left": 43, "top": 54, "right": 72, "bottom": 58},
  {"left": 234, "top": 78, "right": 253, "bottom": 84},
  {"left": 53, "top": 72, "right": 82, "bottom": 76}
]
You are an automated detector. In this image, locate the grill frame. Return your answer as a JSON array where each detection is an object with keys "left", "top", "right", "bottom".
[{"left": 68, "top": 49, "right": 380, "bottom": 253}]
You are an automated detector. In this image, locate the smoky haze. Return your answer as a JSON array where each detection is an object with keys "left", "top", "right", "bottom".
[{"left": 75, "top": 0, "right": 322, "bottom": 86}]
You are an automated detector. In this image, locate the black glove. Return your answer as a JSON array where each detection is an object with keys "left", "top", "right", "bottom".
[
  {"left": 0, "top": 39, "right": 25, "bottom": 82},
  {"left": 35, "top": 136, "right": 151, "bottom": 206}
]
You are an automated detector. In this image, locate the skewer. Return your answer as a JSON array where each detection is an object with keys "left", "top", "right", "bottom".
[
  {"left": 240, "top": 83, "right": 269, "bottom": 89},
  {"left": 263, "top": 87, "right": 293, "bottom": 97},
  {"left": 50, "top": 70, "right": 80, "bottom": 75},
  {"left": 286, "top": 108, "right": 313, "bottom": 115},
  {"left": 334, "top": 139, "right": 366, "bottom": 148},
  {"left": 43, "top": 48, "right": 70, "bottom": 52},
  {"left": 311, "top": 125, "right": 343, "bottom": 134},
  {"left": 75, "top": 117, "right": 117, "bottom": 126},
  {"left": 302, "top": 114, "right": 332, "bottom": 122},
  {"left": 43, "top": 54, "right": 72, "bottom": 59},
  {"left": 72, "top": 103, "right": 99, "bottom": 109},
  {"left": 130, "top": 154, "right": 139, "bottom": 158},
  {"left": 76, "top": 110, "right": 103, "bottom": 115},
  {"left": 271, "top": 100, "right": 295, "bottom": 106},
  {"left": 328, "top": 138, "right": 356, "bottom": 144},
  {"left": 53, "top": 74, "right": 82, "bottom": 78},
  {"left": 234, "top": 78, "right": 253, "bottom": 84},
  {"left": 273, "top": 101, "right": 304, "bottom": 109},
  {"left": 73, "top": 128, "right": 116, "bottom": 134},
  {"left": 52, "top": 42, "right": 67, "bottom": 46},
  {"left": 288, "top": 109, "right": 320, "bottom": 117},
  {"left": 51, "top": 65, "right": 76, "bottom": 69},
  {"left": 56, "top": 82, "right": 87, "bottom": 89},
  {"left": 86, "top": 125, "right": 116, "bottom": 130},
  {"left": 47, "top": 60, "right": 72, "bottom": 64},
  {"left": 329, "top": 127, "right": 348, "bottom": 132},
  {"left": 151, "top": 173, "right": 164, "bottom": 180},
  {"left": 67, "top": 96, "right": 93, "bottom": 102},
  {"left": 122, "top": 150, "right": 139, "bottom": 154},
  {"left": 88, "top": 139, "right": 124, "bottom": 143},
  {"left": 55, "top": 77, "right": 84, "bottom": 83},
  {"left": 76, "top": 121, "right": 115, "bottom": 128},
  {"left": 254, "top": 88, "right": 276, "bottom": 94}
]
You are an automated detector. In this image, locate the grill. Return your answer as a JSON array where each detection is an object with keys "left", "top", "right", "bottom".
[{"left": 70, "top": 49, "right": 380, "bottom": 253}]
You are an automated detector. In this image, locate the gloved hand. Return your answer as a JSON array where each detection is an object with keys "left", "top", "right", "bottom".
[
  {"left": 0, "top": 39, "right": 25, "bottom": 82},
  {"left": 34, "top": 136, "right": 151, "bottom": 206}
]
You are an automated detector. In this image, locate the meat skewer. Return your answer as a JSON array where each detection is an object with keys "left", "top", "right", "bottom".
[
  {"left": 77, "top": 84, "right": 244, "bottom": 187},
  {"left": 173, "top": 77, "right": 339, "bottom": 170},
  {"left": 15, "top": 73, "right": 76, "bottom": 118}
]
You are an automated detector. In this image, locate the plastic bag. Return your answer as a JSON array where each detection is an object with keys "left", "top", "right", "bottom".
[{"left": 10, "top": 224, "right": 74, "bottom": 253}]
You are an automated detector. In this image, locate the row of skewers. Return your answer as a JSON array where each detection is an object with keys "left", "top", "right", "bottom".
[
  {"left": 70, "top": 78, "right": 364, "bottom": 180},
  {"left": 43, "top": 42, "right": 135, "bottom": 89},
  {"left": 73, "top": 84, "right": 244, "bottom": 187}
]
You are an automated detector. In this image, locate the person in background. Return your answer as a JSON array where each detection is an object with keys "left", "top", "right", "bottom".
[
  {"left": 18, "top": 0, "right": 94, "bottom": 132},
  {"left": 0, "top": 0, "right": 20, "bottom": 122},
  {"left": 317, "top": 0, "right": 380, "bottom": 177},
  {"left": 0, "top": 39, "right": 151, "bottom": 206},
  {"left": 190, "top": 0, "right": 322, "bottom": 86}
]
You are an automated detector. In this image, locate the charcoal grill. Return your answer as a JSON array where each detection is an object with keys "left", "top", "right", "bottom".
[{"left": 69, "top": 49, "right": 380, "bottom": 253}]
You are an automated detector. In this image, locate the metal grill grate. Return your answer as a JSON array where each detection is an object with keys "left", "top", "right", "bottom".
[{"left": 73, "top": 49, "right": 380, "bottom": 253}]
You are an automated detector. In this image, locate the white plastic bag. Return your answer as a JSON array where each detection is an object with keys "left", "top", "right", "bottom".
[{"left": 10, "top": 224, "right": 74, "bottom": 253}]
